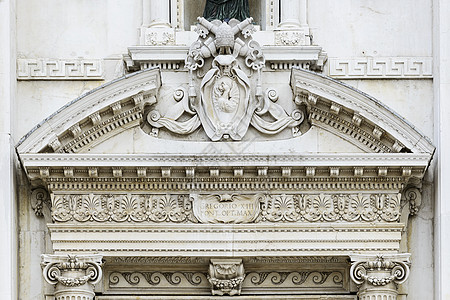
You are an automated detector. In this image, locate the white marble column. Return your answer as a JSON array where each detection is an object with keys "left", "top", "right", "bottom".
[
  {"left": 148, "top": 0, "right": 170, "bottom": 26},
  {"left": 0, "top": 0, "right": 17, "bottom": 299},
  {"left": 434, "top": 0, "right": 450, "bottom": 299},
  {"left": 279, "top": 0, "right": 301, "bottom": 28},
  {"left": 142, "top": 0, "right": 152, "bottom": 27},
  {"left": 299, "top": 0, "right": 308, "bottom": 27},
  {"left": 140, "top": 0, "right": 173, "bottom": 45},
  {"left": 350, "top": 254, "right": 410, "bottom": 300},
  {"left": 42, "top": 254, "right": 103, "bottom": 300}
]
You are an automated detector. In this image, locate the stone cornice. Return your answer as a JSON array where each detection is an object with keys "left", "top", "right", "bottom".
[
  {"left": 21, "top": 153, "right": 430, "bottom": 186},
  {"left": 124, "top": 45, "right": 326, "bottom": 72},
  {"left": 16, "top": 68, "right": 161, "bottom": 154},
  {"left": 291, "top": 68, "right": 435, "bottom": 154},
  {"left": 21, "top": 153, "right": 431, "bottom": 168}
]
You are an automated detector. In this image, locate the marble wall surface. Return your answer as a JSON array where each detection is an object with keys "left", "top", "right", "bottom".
[{"left": 7, "top": 0, "right": 444, "bottom": 299}]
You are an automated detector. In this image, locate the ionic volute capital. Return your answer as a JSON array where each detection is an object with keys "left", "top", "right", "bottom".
[
  {"left": 350, "top": 254, "right": 410, "bottom": 298},
  {"left": 42, "top": 254, "right": 103, "bottom": 299}
]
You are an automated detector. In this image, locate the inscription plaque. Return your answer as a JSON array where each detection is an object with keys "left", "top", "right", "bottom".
[{"left": 192, "top": 194, "right": 262, "bottom": 223}]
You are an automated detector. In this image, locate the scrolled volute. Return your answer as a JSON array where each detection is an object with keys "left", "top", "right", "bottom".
[
  {"left": 350, "top": 254, "right": 410, "bottom": 287},
  {"left": 42, "top": 254, "right": 103, "bottom": 287}
]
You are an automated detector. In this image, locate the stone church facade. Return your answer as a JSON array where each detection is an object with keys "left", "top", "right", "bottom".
[{"left": 1, "top": 0, "right": 449, "bottom": 299}]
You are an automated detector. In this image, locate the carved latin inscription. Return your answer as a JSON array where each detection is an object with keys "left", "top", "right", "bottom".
[{"left": 192, "top": 194, "right": 263, "bottom": 223}]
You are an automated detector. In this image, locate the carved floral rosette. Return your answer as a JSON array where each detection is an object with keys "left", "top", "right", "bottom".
[
  {"left": 42, "top": 254, "right": 103, "bottom": 300},
  {"left": 350, "top": 254, "right": 410, "bottom": 300}
]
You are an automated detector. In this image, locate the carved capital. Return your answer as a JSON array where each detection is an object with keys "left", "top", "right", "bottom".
[
  {"left": 350, "top": 254, "right": 410, "bottom": 300},
  {"left": 208, "top": 259, "right": 245, "bottom": 296},
  {"left": 42, "top": 254, "right": 103, "bottom": 300}
]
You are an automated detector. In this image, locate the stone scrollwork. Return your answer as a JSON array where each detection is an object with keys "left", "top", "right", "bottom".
[
  {"left": 208, "top": 259, "right": 245, "bottom": 296},
  {"left": 350, "top": 254, "right": 410, "bottom": 300},
  {"left": 42, "top": 254, "right": 103, "bottom": 300},
  {"left": 109, "top": 271, "right": 207, "bottom": 287},
  {"left": 50, "top": 192, "right": 402, "bottom": 224},
  {"left": 143, "top": 17, "right": 306, "bottom": 141},
  {"left": 247, "top": 271, "right": 343, "bottom": 286}
]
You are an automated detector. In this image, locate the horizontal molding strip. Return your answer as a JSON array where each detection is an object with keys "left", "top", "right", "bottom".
[
  {"left": 17, "top": 58, "right": 104, "bottom": 80},
  {"left": 328, "top": 57, "right": 433, "bottom": 79},
  {"left": 21, "top": 153, "right": 431, "bottom": 168}
]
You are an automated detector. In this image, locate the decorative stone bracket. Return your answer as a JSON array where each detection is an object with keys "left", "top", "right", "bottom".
[
  {"left": 350, "top": 254, "right": 410, "bottom": 300},
  {"left": 208, "top": 259, "right": 245, "bottom": 296},
  {"left": 42, "top": 254, "right": 103, "bottom": 300}
]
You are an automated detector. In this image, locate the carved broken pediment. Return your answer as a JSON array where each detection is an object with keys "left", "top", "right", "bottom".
[{"left": 143, "top": 17, "right": 307, "bottom": 141}]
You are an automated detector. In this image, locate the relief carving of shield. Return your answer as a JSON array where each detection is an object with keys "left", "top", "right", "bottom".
[{"left": 197, "top": 55, "right": 256, "bottom": 141}]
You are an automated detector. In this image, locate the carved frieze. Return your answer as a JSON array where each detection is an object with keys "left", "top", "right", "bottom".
[
  {"left": 51, "top": 193, "right": 196, "bottom": 223},
  {"left": 110, "top": 271, "right": 208, "bottom": 287},
  {"left": 245, "top": 271, "right": 343, "bottom": 288},
  {"left": 105, "top": 259, "right": 347, "bottom": 296},
  {"left": 50, "top": 192, "right": 402, "bottom": 224}
]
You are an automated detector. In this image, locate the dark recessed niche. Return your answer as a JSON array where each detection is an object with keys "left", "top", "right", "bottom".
[{"left": 183, "top": 0, "right": 264, "bottom": 31}]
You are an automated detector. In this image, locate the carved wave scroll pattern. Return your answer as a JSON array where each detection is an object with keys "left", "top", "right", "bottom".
[
  {"left": 108, "top": 271, "right": 343, "bottom": 289},
  {"left": 246, "top": 271, "right": 343, "bottom": 287},
  {"left": 110, "top": 272, "right": 207, "bottom": 287},
  {"left": 51, "top": 193, "right": 401, "bottom": 223}
]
